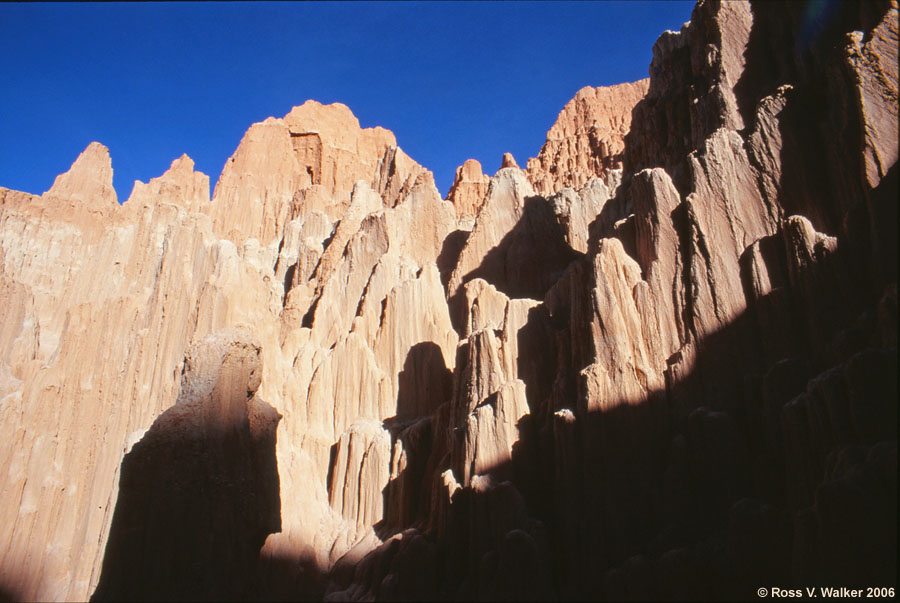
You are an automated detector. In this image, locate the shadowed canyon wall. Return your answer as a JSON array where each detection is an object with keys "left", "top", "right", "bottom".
[{"left": 0, "top": 0, "right": 896, "bottom": 601}]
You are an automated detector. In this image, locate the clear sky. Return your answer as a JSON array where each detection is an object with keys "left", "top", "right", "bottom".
[{"left": 0, "top": 1, "right": 694, "bottom": 202}]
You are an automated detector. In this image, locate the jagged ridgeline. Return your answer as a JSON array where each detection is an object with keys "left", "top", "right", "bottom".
[{"left": 0, "top": 1, "right": 896, "bottom": 601}]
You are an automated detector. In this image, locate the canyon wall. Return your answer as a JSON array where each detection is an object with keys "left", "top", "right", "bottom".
[{"left": 0, "top": 0, "right": 896, "bottom": 601}]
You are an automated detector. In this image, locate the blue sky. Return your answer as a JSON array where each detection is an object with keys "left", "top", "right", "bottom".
[{"left": 0, "top": 1, "right": 694, "bottom": 202}]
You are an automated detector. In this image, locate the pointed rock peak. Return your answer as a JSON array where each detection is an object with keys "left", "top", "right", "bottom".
[
  {"left": 159, "top": 153, "right": 207, "bottom": 186},
  {"left": 448, "top": 159, "right": 488, "bottom": 192},
  {"left": 501, "top": 152, "right": 520, "bottom": 169},
  {"left": 411, "top": 169, "right": 437, "bottom": 192},
  {"left": 44, "top": 141, "right": 117, "bottom": 209},
  {"left": 125, "top": 153, "right": 209, "bottom": 208},
  {"left": 169, "top": 154, "right": 196, "bottom": 173},
  {"left": 458, "top": 159, "right": 485, "bottom": 180},
  {"left": 83, "top": 141, "right": 111, "bottom": 162},
  {"left": 446, "top": 159, "right": 490, "bottom": 220},
  {"left": 63, "top": 142, "right": 112, "bottom": 177}
]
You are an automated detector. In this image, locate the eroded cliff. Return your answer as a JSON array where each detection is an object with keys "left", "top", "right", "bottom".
[{"left": 0, "top": 1, "right": 896, "bottom": 601}]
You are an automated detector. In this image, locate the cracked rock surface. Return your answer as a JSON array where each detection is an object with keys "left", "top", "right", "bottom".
[{"left": 0, "top": 1, "right": 896, "bottom": 600}]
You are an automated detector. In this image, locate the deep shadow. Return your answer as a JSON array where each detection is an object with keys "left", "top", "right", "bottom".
[
  {"left": 282, "top": 262, "right": 297, "bottom": 308},
  {"left": 252, "top": 547, "right": 328, "bottom": 602},
  {"left": 533, "top": 184, "right": 895, "bottom": 600},
  {"left": 733, "top": 0, "right": 891, "bottom": 134},
  {"left": 0, "top": 579, "right": 25, "bottom": 603},
  {"left": 301, "top": 294, "right": 319, "bottom": 328},
  {"left": 436, "top": 229, "right": 470, "bottom": 290},
  {"left": 349, "top": 143, "right": 898, "bottom": 600},
  {"left": 379, "top": 416, "right": 434, "bottom": 537},
  {"left": 468, "top": 195, "right": 581, "bottom": 300},
  {"left": 377, "top": 342, "right": 451, "bottom": 536},
  {"left": 203, "top": 164, "right": 896, "bottom": 603},
  {"left": 448, "top": 195, "right": 582, "bottom": 333},
  {"left": 515, "top": 304, "right": 559, "bottom": 420},
  {"left": 396, "top": 341, "right": 453, "bottom": 419},
  {"left": 0, "top": 548, "right": 34, "bottom": 602},
  {"left": 91, "top": 342, "right": 283, "bottom": 602},
  {"left": 444, "top": 259, "right": 892, "bottom": 601},
  {"left": 735, "top": 0, "right": 894, "bottom": 238}
]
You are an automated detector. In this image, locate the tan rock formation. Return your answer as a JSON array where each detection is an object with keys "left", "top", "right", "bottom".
[
  {"left": 526, "top": 79, "right": 649, "bottom": 196},
  {"left": 445, "top": 158, "right": 490, "bottom": 220},
  {"left": 125, "top": 154, "right": 210, "bottom": 210},
  {"left": 847, "top": 2, "right": 899, "bottom": 189},
  {"left": 0, "top": 1, "right": 897, "bottom": 601},
  {"left": 208, "top": 100, "right": 430, "bottom": 245},
  {"left": 448, "top": 280, "right": 535, "bottom": 486},
  {"left": 0, "top": 165, "right": 277, "bottom": 600},
  {"left": 43, "top": 141, "right": 118, "bottom": 211},
  {"left": 0, "top": 124, "right": 457, "bottom": 598},
  {"left": 446, "top": 168, "right": 578, "bottom": 316},
  {"left": 92, "top": 330, "right": 281, "bottom": 602},
  {"left": 500, "top": 152, "right": 519, "bottom": 169},
  {"left": 447, "top": 169, "right": 536, "bottom": 301},
  {"left": 328, "top": 420, "right": 392, "bottom": 531},
  {"left": 548, "top": 177, "right": 614, "bottom": 253}
]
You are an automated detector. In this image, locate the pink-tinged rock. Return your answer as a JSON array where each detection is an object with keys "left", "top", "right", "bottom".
[
  {"left": 846, "top": 4, "right": 898, "bottom": 189},
  {"left": 526, "top": 80, "right": 649, "bottom": 196},
  {"left": 43, "top": 142, "right": 118, "bottom": 211},
  {"left": 209, "top": 100, "right": 430, "bottom": 245},
  {"left": 500, "top": 152, "right": 520, "bottom": 169},
  {"left": 125, "top": 154, "right": 210, "bottom": 210},
  {"left": 446, "top": 158, "right": 490, "bottom": 220}
]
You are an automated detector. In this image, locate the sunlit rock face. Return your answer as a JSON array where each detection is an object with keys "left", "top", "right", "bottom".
[
  {"left": 126, "top": 154, "right": 210, "bottom": 212},
  {"left": 526, "top": 79, "right": 649, "bottom": 196},
  {"left": 446, "top": 158, "right": 490, "bottom": 221},
  {"left": 0, "top": 1, "right": 896, "bottom": 601},
  {"left": 208, "top": 100, "right": 430, "bottom": 246}
]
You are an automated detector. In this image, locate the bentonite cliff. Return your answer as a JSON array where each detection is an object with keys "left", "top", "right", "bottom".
[
  {"left": 525, "top": 79, "right": 650, "bottom": 196},
  {"left": 0, "top": 1, "right": 897, "bottom": 601}
]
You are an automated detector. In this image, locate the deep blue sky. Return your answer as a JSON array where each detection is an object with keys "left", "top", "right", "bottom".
[{"left": 0, "top": 1, "right": 694, "bottom": 202}]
